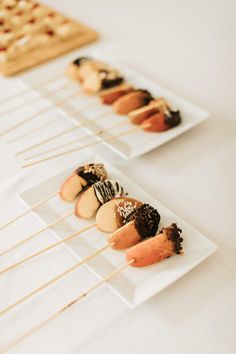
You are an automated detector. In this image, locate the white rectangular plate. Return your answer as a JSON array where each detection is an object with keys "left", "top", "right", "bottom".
[
  {"left": 20, "top": 51, "right": 210, "bottom": 160},
  {"left": 19, "top": 156, "right": 217, "bottom": 307}
]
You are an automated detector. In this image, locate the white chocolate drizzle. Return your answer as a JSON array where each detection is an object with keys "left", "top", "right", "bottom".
[{"left": 93, "top": 180, "right": 124, "bottom": 204}]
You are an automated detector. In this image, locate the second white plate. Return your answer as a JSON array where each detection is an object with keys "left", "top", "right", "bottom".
[
  {"left": 19, "top": 156, "right": 217, "bottom": 307},
  {"left": 17, "top": 51, "right": 210, "bottom": 160}
]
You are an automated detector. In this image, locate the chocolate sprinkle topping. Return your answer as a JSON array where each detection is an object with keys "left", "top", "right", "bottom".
[
  {"left": 164, "top": 110, "right": 181, "bottom": 128},
  {"left": 126, "top": 203, "right": 160, "bottom": 240},
  {"left": 161, "top": 223, "right": 183, "bottom": 254},
  {"left": 115, "top": 199, "right": 141, "bottom": 226},
  {"left": 74, "top": 163, "right": 107, "bottom": 186},
  {"left": 73, "top": 57, "right": 90, "bottom": 67}
]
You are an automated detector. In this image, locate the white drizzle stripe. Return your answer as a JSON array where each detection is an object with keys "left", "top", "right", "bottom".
[
  {"left": 93, "top": 180, "right": 124, "bottom": 204},
  {"left": 115, "top": 200, "right": 138, "bottom": 224}
]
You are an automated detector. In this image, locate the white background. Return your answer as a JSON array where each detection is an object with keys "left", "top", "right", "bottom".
[{"left": 0, "top": 0, "right": 235, "bottom": 353}]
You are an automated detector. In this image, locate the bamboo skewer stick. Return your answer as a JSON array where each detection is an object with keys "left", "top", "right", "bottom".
[
  {"left": 0, "top": 83, "right": 70, "bottom": 117},
  {"left": 16, "top": 126, "right": 80, "bottom": 156},
  {"left": 0, "top": 91, "right": 80, "bottom": 138},
  {"left": 0, "top": 243, "right": 111, "bottom": 317},
  {"left": 7, "top": 120, "right": 59, "bottom": 143},
  {"left": 23, "top": 121, "right": 131, "bottom": 160},
  {"left": 0, "top": 210, "right": 73, "bottom": 257},
  {"left": 22, "top": 126, "right": 145, "bottom": 168},
  {"left": 0, "top": 223, "right": 96, "bottom": 275},
  {"left": 0, "top": 260, "right": 133, "bottom": 354},
  {"left": 0, "top": 190, "right": 58, "bottom": 231},
  {"left": 0, "top": 74, "right": 63, "bottom": 105},
  {"left": 14, "top": 105, "right": 108, "bottom": 154}
]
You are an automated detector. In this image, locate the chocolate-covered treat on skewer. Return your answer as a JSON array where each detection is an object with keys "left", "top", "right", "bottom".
[
  {"left": 142, "top": 110, "right": 181, "bottom": 132},
  {"left": 66, "top": 56, "right": 91, "bottom": 81},
  {"left": 128, "top": 98, "right": 170, "bottom": 125},
  {"left": 67, "top": 57, "right": 124, "bottom": 93},
  {"left": 60, "top": 163, "right": 108, "bottom": 202},
  {"left": 126, "top": 223, "right": 183, "bottom": 267},
  {"left": 75, "top": 179, "right": 125, "bottom": 219},
  {"left": 113, "top": 89, "right": 153, "bottom": 114},
  {"left": 108, "top": 203, "right": 160, "bottom": 249},
  {"left": 96, "top": 197, "right": 143, "bottom": 233},
  {"left": 83, "top": 69, "right": 124, "bottom": 93},
  {"left": 100, "top": 84, "right": 134, "bottom": 105}
]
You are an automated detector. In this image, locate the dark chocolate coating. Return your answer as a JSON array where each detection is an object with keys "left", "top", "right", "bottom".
[
  {"left": 165, "top": 110, "right": 181, "bottom": 128},
  {"left": 75, "top": 164, "right": 101, "bottom": 186},
  {"left": 98, "top": 70, "right": 124, "bottom": 90},
  {"left": 136, "top": 89, "right": 154, "bottom": 105},
  {"left": 161, "top": 223, "right": 183, "bottom": 254},
  {"left": 101, "top": 76, "right": 124, "bottom": 89},
  {"left": 73, "top": 57, "right": 90, "bottom": 67},
  {"left": 126, "top": 203, "right": 160, "bottom": 240}
]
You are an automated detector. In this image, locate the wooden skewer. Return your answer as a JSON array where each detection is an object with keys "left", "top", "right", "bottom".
[
  {"left": 22, "top": 126, "right": 144, "bottom": 168},
  {"left": 0, "top": 82, "right": 71, "bottom": 117},
  {"left": 0, "top": 210, "right": 74, "bottom": 257},
  {"left": 15, "top": 108, "right": 106, "bottom": 156},
  {"left": 93, "top": 110, "right": 112, "bottom": 120},
  {"left": 0, "top": 223, "right": 96, "bottom": 275},
  {"left": 0, "top": 91, "right": 80, "bottom": 138},
  {"left": 16, "top": 126, "right": 79, "bottom": 156},
  {"left": 0, "top": 74, "right": 63, "bottom": 105},
  {"left": 24, "top": 121, "right": 131, "bottom": 160},
  {"left": 16, "top": 111, "right": 100, "bottom": 156},
  {"left": 0, "top": 243, "right": 111, "bottom": 316},
  {"left": 0, "top": 190, "right": 58, "bottom": 231},
  {"left": 7, "top": 120, "right": 59, "bottom": 143},
  {"left": 0, "top": 260, "right": 133, "bottom": 353}
]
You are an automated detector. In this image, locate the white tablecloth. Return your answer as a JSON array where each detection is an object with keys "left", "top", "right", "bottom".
[{"left": 0, "top": 0, "right": 235, "bottom": 353}]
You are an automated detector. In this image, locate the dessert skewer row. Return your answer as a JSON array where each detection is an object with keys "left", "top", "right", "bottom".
[
  {"left": 0, "top": 203, "right": 159, "bottom": 314},
  {"left": 22, "top": 98, "right": 179, "bottom": 160},
  {"left": 67, "top": 57, "right": 181, "bottom": 125},
  {"left": 0, "top": 57, "right": 126, "bottom": 138},
  {"left": 12, "top": 56, "right": 180, "bottom": 153},
  {"left": 0, "top": 55, "right": 120, "bottom": 112},
  {"left": 0, "top": 163, "right": 108, "bottom": 231},
  {"left": 13, "top": 95, "right": 138, "bottom": 154},
  {"left": 18, "top": 98, "right": 181, "bottom": 162},
  {"left": 21, "top": 111, "right": 180, "bottom": 168},
  {"left": 0, "top": 179, "right": 125, "bottom": 257},
  {"left": 10, "top": 83, "right": 133, "bottom": 147},
  {"left": 0, "top": 223, "right": 183, "bottom": 353},
  {"left": 0, "top": 196, "right": 143, "bottom": 275},
  {"left": 10, "top": 61, "right": 131, "bottom": 149}
]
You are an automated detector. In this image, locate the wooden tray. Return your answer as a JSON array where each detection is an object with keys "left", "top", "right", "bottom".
[{"left": 0, "top": 1, "right": 98, "bottom": 76}]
